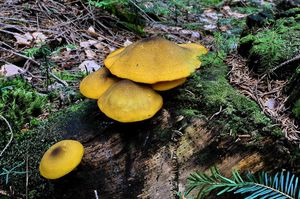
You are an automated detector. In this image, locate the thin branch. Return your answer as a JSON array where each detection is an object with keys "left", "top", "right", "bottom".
[
  {"left": 0, "top": 115, "right": 13, "bottom": 158},
  {"left": 268, "top": 53, "right": 300, "bottom": 74},
  {"left": 26, "top": 155, "right": 29, "bottom": 199},
  {"left": 94, "top": 190, "right": 99, "bottom": 199},
  {"left": 0, "top": 16, "right": 36, "bottom": 23},
  {"left": 209, "top": 106, "right": 223, "bottom": 120},
  {"left": 0, "top": 43, "right": 40, "bottom": 66},
  {"left": 49, "top": 71, "right": 69, "bottom": 87},
  {"left": 129, "top": 0, "right": 156, "bottom": 23}
]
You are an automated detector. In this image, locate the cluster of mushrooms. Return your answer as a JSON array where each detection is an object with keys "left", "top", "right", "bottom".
[
  {"left": 79, "top": 37, "right": 208, "bottom": 123},
  {"left": 38, "top": 37, "right": 207, "bottom": 180},
  {"left": 39, "top": 37, "right": 207, "bottom": 179}
]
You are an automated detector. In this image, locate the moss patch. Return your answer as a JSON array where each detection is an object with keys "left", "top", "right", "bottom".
[
  {"left": 239, "top": 16, "right": 300, "bottom": 74},
  {"left": 0, "top": 101, "right": 99, "bottom": 198},
  {"left": 292, "top": 99, "right": 300, "bottom": 118},
  {"left": 175, "top": 51, "right": 281, "bottom": 138},
  {"left": 0, "top": 78, "right": 47, "bottom": 146}
]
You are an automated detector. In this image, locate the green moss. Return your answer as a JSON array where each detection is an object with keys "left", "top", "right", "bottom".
[
  {"left": 0, "top": 78, "right": 47, "bottom": 144},
  {"left": 0, "top": 101, "right": 97, "bottom": 198},
  {"left": 235, "top": 6, "right": 261, "bottom": 14},
  {"left": 54, "top": 70, "right": 84, "bottom": 81},
  {"left": 88, "top": 0, "right": 146, "bottom": 35},
  {"left": 240, "top": 17, "right": 300, "bottom": 73},
  {"left": 23, "top": 44, "right": 51, "bottom": 58},
  {"left": 0, "top": 121, "right": 61, "bottom": 198},
  {"left": 201, "top": 53, "right": 275, "bottom": 135},
  {"left": 292, "top": 99, "right": 300, "bottom": 118},
  {"left": 218, "top": 17, "right": 247, "bottom": 36},
  {"left": 175, "top": 50, "right": 282, "bottom": 138},
  {"left": 282, "top": 7, "right": 300, "bottom": 17},
  {"left": 197, "top": 0, "right": 222, "bottom": 7},
  {"left": 180, "top": 108, "right": 202, "bottom": 118}
]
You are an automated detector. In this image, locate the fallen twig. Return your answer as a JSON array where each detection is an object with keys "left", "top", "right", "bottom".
[
  {"left": 0, "top": 43, "right": 40, "bottom": 66},
  {"left": 26, "top": 155, "right": 29, "bottom": 199},
  {"left": 0, "top": 115, "right": 13, "bottom": 158},
  {"left": 209, "top": 106, "right": 223, "bottom": 120},
  {"left": 268, "top": 53, "right": 300, "bottom": 74},
  {"left": 49, "top": 71, "right": 69, "bottom": 87},
  {"left": 94, "top": 190, "right": 99, "bottom": 199}
]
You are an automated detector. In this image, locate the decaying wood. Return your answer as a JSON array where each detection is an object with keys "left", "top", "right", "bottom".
[{"left": 41, "top": 102, "right": 291, "bottom": 199}]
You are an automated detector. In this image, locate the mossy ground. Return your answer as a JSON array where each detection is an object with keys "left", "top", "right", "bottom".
[
  {"left": 239, "top": 16, "right": 300, "bottom": 74},
  {"left": 173, "top": 51, "right": 282, "bottom": 139},
  {"left": 0, "top": 102, "right": 93, "bottom": 198},
  {"left": 0, "top": 78, "right": 47, "bottom": 146}
]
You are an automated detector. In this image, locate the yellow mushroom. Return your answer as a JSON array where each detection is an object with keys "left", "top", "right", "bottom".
[
  {"left": 79, "top": 67, "right": 119, "bottom": 99},
  {"left": 104, "top": 37, "right": 208, "bottom": 84},
  {"left": 178, "top": 43, "right": 208, "bottom": 69},
  {"left": 151, "top": 78, "right": 187, "bottom": 91},
  {"left": 103, "top": 47, "right": 124, "bottom": 67},
  {"left": 39, "top": 140, "right": 84, "bottom": 180},
  {"left": 98, "top": 80, "right": 163, "bottom": 122}
]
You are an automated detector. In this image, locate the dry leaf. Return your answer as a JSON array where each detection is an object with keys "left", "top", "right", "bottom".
[
  {"left": 0, "top": 64, "right": 24, "bottom": 77},
  {"left": 219, "top": 25, "right": 230, "bottom": 32},
  {"left": 80, "top": 40, "right": 98, "bottom": 48},
  {"left": 87, "top": 26, "right": 98, "bottom": 37},
  {"left": 108, "top": 46, "right": 116, "bottom": 52},
  {"left": 78, "top": 60, "right": 101, "bottom": 73},
  {"left": 191, "top": 31, "right": 200, "bottom": 38},
  {"left": 14, "top": 32, "right": 33, "bottom": 46},
  {"left": 222, "top": 6, "right": 248, "bottom": 19},
  {"left": 179, "top": 30, "right": 200, "bottom": 38},
  {"left": 85, "top": 49, "right": 96, "bottom": 59},
  {"left": 32, "top": 32, "right": 47, "bottom": 43},
  {"left": 204, "top": 24, "right": 217, "bottom": 31},
  {"left": 48, "top": 82, "right": 65, "bottom": 91},
  {"left": 123, "top": 39, "right": 133, "bottom": 46},
  {"left": 265, "top": 98, "right": 278, "bottom": 110},
  {"left": 94, "top": 43, "right": 105, "bottom": 50},
  {"left": 203, "top": 8, "right": 219, "bottom": 20}
]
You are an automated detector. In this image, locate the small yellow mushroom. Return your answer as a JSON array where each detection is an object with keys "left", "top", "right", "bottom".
[
  {"left": 98, "top": 80, "right": 163, "bottom": 122},
  {"left": 39, "top": 140, "right": 84, "bottom": 179},
  {"left": 79, "top": 67, "right": 119, "bottom": 99}
]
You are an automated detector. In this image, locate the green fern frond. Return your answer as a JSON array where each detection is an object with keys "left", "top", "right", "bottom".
[{"left": 185, "top": 167, "right": 300, "bottom": 199}]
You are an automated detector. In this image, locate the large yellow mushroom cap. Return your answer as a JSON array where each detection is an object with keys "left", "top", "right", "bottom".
[
  {"left": 39, "top": 140, "right": 84, "bottom": 180},
  {"left": 79, "top": 67, "right": 119, "bottom": 99},
  {"left": 104, "top": 37, "right": 208, "bottom": 84},
  {"left": 103, "top": 47, "right": 124, "bottom": 67},
  {"left": 178, "top": 43, "right": 208, "bottom": 69},
  {"left": 98, "top": 80, "right": 163, "bottom": 122},
  {"left": 152, "top": 78, "right": 187, "bottom": 91}
]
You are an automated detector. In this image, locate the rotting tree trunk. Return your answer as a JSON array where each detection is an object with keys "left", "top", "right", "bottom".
[{"left": 34, "top": 101, "right": 291, "bottom": 199}]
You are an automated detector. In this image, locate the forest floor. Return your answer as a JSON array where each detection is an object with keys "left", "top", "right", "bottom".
[{"left": 0, "top": 0, "right": 300, "bottom": 199}]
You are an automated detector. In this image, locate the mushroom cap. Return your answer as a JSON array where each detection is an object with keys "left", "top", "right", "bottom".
[
  {"left": 103, "top": 47, "right": 124, "bottom": 67},
  {"left": 152, "top": 78, "right": 187, "bottom": 91},
  {"left": 104, "top": 37, "right": 208, "bottom": 84},
  {"left": 39, "top": 140, "right": 84, "bottom": 179},
  {"left": 98, "top": 80, "right": 163, "bottom": 122},
  {"left": 79, "top": 67, "right": 119, "bottom": 99}
]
